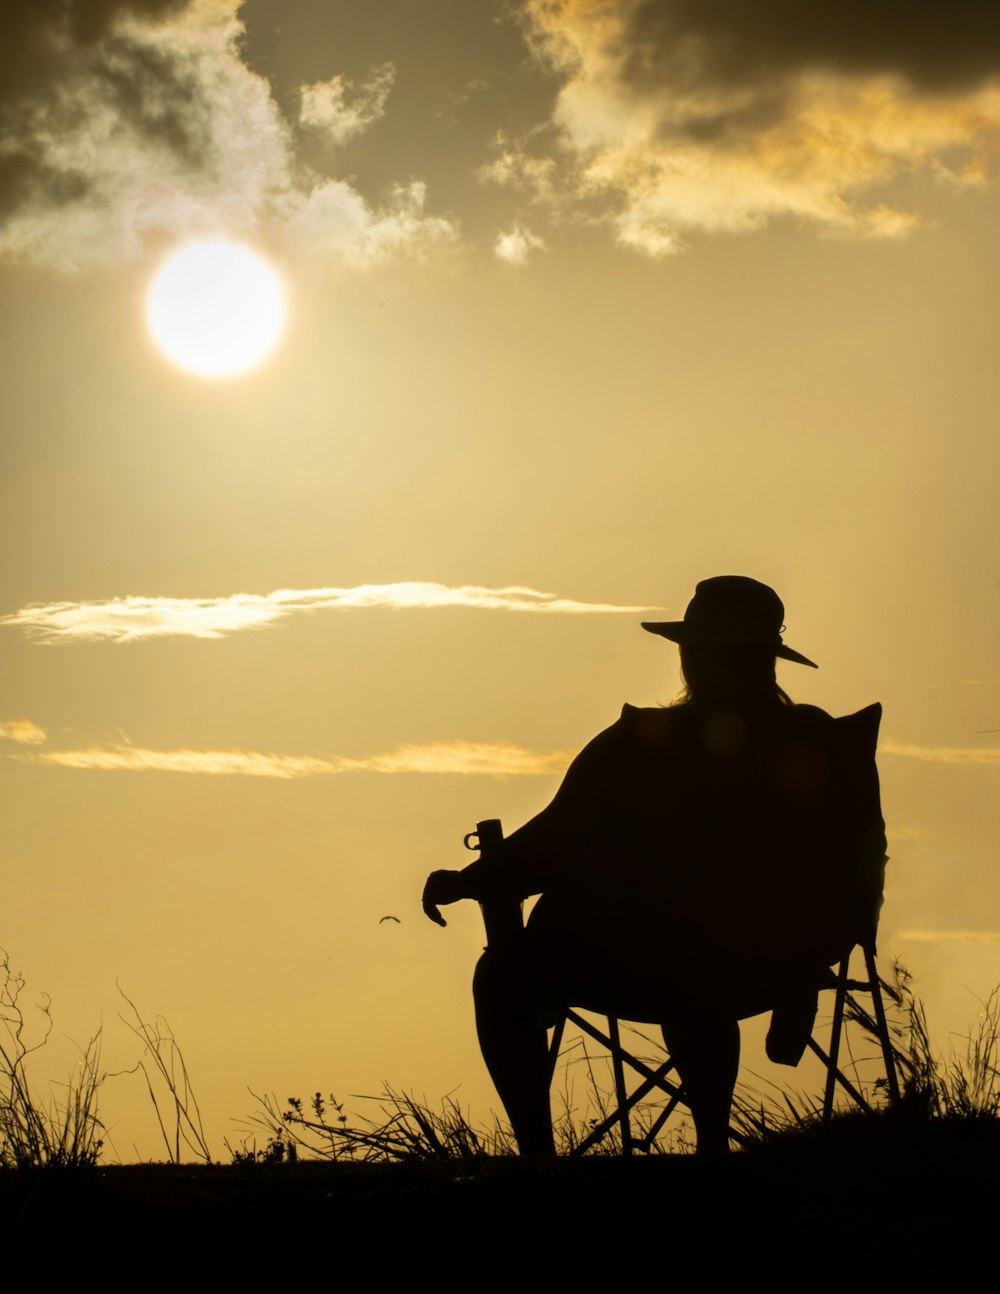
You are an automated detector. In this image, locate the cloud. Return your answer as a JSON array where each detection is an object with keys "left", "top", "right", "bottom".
[
  {"left": 478, "top": 135, "right": 558, "bottom": 201},
  {"left": 357, "top": 742, "right": 571, "bottom": 777},
  {"left": 519, "top": 0, "right": 1000, "bottom": 254},
  {"left": 1, "top": 581, "right": 656, "bottom": 644},
  {"left": 494, "top": 224, "right": 547, "bottom": 265},
  {"left": 897, "top": 929, "right": 1000, "bottom": 946},
  {"left": 612, "top": 1, "right": 1000, "bottom": 94},
  {"left": 0, "top": 2, "right": 453, "bottom": 270},
  {"left": 881, "top": 739, "right": 1000, "bottom": 765},
  {"left": 299, "top": 63, "right": 395, "bottom": 146},
  {"left": 0, "top": 720, "right": 47, "bottom": 745},
  {"left": 22, "top": 740, "right": 571, "bottom": 779},
  {"left": 284, "top": 180, "right": 455, "bottom": 270}
]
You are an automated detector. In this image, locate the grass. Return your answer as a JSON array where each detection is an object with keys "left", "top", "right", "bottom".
[
  {"left": 730, "top": 960, "right": 1000, "bottom": 1146},
  {"left": 238, "top": 1085, "right": 518, "bottom": 1163},
  {"left": 3, "top": 944, "right": 999, "bottom": 1170},
  {"left": 242, "top": 962, "right": 1000, "bottom": 1163},
  {"left": 0, "top": 948, "right": 214, "bottom": 1169},
  {"left": 878, "top": 963, "right": 1000, "bottom": 1120},
  {"left": 237, "top": 1019, "right": 692, "bottom": 1163},
  {"left": 0, "top": 949, "right": 105, "bottom": 1168},
  {"left": 118, "top": 988, "right": 212, "bottom": 1164}
]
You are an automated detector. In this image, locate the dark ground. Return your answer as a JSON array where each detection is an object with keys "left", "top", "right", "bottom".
[{"left": 3, "top": 1118, "right": 996, "bottom": 1276}]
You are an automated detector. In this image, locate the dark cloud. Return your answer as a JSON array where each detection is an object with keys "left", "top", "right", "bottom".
[
  {"left": 98, "top": 30, "right": 212, "bottom": 163},
  {"left": 521, "top": 0, "right": 1000, "bottom": 254},
  {"left": 0, "top": 153, "right": 90, "bottom": 223},
  {"left": 622, "top": 0, "right": 1000, "bottom": 95},
  {"left": 0, "top": 1, "right": 205, "bottom": 214},
  {"left": 0, "top": 2, "right": 266, "bottom": 265},
  {"left": 67, "top": 0, "right": 191, "bottom": 41},
  {"left": 0, "top": 1, "right": 457, "bottom": 270},
  {"left": 0, "top": 1, "right": 189, "bottom": 98}
]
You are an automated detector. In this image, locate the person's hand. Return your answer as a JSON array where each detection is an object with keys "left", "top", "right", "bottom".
[{"left": 422, "top": 869, "right": 471, "bottom": 927}]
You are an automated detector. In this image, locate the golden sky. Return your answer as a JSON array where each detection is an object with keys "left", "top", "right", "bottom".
[{"left": 3, "top": 0, "right": 1000, "bottom": 1157}]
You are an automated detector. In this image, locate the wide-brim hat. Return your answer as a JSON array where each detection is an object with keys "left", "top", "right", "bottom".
[{"left": 641, "top": 575, "right": 818, "bottom": 668}]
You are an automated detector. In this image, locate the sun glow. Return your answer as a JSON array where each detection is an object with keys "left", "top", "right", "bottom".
[{"left": 146, "top": 241, "right": 285, "bottom": 378}]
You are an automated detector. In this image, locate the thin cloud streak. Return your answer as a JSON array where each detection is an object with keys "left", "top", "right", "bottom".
[
  {"left": 22, "top": 740, "right": 572, "bottom": 780},
  {"left": 881, "top": 739, "right": 1000, "bottom": 765},
  {"left": 0, "top": 719, "right": 47, "bottom": 745},
  {"left": 898, "top": 929, "right": 1000, "bottom": 946},
  {"left": 1, "top": 582, "right": 658, "bottom": 644}
]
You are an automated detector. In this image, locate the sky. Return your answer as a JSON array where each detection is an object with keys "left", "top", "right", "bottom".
[{"left": 3, "top": 0, "right": 1000, "bottom": 1158}]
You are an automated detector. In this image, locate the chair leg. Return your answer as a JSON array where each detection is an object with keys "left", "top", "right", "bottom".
[
  {"left": 819, "top": 946, "right": 900, "bottom": 1121},
  {"left": 559, "top": 1011, "right": 688, "bottom": 1155},
  {"left": 823, "top": 957, "right": 850, "bottom": 1122},
  {"left": 864, "top": 946, "right": 901, "bottom": 1104},
  {"left": 608, "top": 1017, "right": 633, "bottom": 1156},
  {"left": 547, "top": 1014, "right": 566, "bottom": 1089},
  {"left": 807, "top": 1036, "right": 872, "bottom": 1112}
]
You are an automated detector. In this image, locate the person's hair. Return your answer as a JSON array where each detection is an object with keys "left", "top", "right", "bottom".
[{"left": 674, "top": 642, "right": 793, "bottom": 710}]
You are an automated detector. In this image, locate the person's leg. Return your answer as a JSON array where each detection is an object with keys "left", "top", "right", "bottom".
[
  {"left": 660, "top": 1011, "right": 740, "bottom": 1156},
  {"left": 473, "top": 945, "right": 556, "bottom": 1154}
]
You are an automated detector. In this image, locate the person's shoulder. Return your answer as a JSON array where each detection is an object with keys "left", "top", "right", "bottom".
[
  {"left": 569, "top": 704, "right": 683, "bottom": 758},
  {"left": 618, "top": 702, "right": 690, "bottom": 748}
]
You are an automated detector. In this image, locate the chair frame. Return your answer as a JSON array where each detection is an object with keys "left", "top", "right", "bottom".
[{"left": 547, "top": 942, "right": 901, "bottom": 1156}]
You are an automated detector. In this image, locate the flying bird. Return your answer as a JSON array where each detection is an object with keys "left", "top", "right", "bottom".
[{"left": 379, "top": 915, "right": 401, "bottom": 924}]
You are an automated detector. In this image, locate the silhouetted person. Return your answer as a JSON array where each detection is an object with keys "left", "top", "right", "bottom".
[{"left": 423, "top": 576, "right": 886, "bottom": 1154}]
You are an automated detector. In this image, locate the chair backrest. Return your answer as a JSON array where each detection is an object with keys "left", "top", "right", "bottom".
[{"left": 766, "top": 701, "right": 887, "bottom": 966}]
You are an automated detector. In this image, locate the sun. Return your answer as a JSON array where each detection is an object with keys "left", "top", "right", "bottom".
[{"left": 146, "top": 240, "right": 286, "bottom": 378}]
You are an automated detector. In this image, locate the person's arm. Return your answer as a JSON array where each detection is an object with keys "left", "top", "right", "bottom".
[
  {"left": 421, "top": 713, "right": 629, "bottom": 925},
  {"left": 421, "top": 865, "right": 483, "bottom": 926}
]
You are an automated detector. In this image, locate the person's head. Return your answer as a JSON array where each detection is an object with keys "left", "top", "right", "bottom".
[
  {"left": 677, "top": 640, "right": 788, "bottom": 708},
  {"left": 641, "top": 575, "right": 816, "bottom": 709}
]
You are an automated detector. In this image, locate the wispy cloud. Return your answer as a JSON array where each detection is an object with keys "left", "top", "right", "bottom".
[
  {"left": 22, "top": 740, "right": 571, "bottom": 780},
  {"left": 0, "top": 720, "right": 47, "bottom": 745},
  {"left": 1, "top": 582, "right": 657, "bottom": 644},
  {"left": 494, "top": 224, "right": 547, "bottom": 266},
  {"left": 881, "top": 739, "right": 1000, "bottom": 766},
  {"left": 897, "top": 929, "right": 1000, "bottom": 946},
  {"left": 478, "top": 135, "right": 558, "bottom": 202},
  {"left": 299, "top": 62, "right": 395, "bottom": 146}
]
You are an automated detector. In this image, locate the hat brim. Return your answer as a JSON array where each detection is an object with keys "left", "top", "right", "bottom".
[{"left": 641, "top": 621, "right": 818, "bottom": 669}]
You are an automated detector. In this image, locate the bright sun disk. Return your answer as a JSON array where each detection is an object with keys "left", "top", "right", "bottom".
[{"left": 146, "top": 240, "right": 285, "bottom": 378}]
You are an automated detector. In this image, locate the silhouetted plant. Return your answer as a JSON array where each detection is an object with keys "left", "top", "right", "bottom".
[
  {"left": 0, "top": 948, "right": 105, "bottom": 1168},
  {"left": 118, "top": 987, "right": 212, "bottom": 1164},
  {"left": 225, "top": 1132, "right": 293, "bottom": 1165},
  {"left": 884, "top": 965, "right": 1000, "bottom": 1119},
  {"left": 242, "top": 1084, "right": 517, "bottom": 1162}
]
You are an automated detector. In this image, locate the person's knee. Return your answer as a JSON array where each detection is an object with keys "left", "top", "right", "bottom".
[{"left": 472, "top": 948, "right": 501, "bottom": 1002}]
